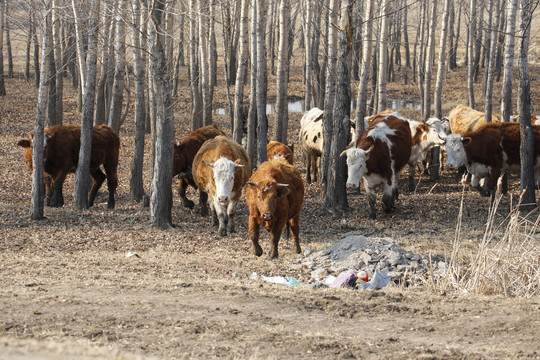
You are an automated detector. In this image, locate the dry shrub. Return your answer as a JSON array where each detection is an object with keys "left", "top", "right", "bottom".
[{"left": 432, "top": 188, "right": 539, "bottom": 298}]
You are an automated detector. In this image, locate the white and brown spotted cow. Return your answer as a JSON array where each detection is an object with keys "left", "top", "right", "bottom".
[
  {"left": 341, "top": 115, "right": 412, "bottom": 219},
  {"left": 193, "top": 136, "right": 251, "bottom": 236},
  {"left": 445, "top": 122, "right": 540, "bottom": 200}
]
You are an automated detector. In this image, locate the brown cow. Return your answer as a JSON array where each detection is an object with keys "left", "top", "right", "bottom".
[
  {"left": 173, "top": 124, "right": 226, "bottom": 208},
  {"left": 192, "top": 136, "right": 251, "bottom": 236},
  {"left": 341, "top": 116, "right": 412, "bottom": 219},
  {"left": 17, "top": 125, "right": 120, "bottom": 208},
  {"left": 445, "top": 122, "right": 540, "bottom": 200},
  {"left": 448, "top": 104, "right": 502, "bottom": 135},
  {"left": 246, "top": 159, "right": 304, "bottom": 258},
  {"left": 266, "top": 140, "right": 294, "bottom": 165}
]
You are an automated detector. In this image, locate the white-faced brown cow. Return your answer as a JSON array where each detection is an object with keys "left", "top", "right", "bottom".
[
  {"left": 341, "top": 116, "right": 412, "bottom": 219},
  {"left": 299, "top": 107, "right": 357, "bottom": 183},
  {"left": 266, "top": 140, "right": 294, "bottom": 165},
  {"left": 246, "top": 159, "right": 304, "bottom": 259},
  {"left": 17, "top": 125, "right": 119, "bottom": 208},
  {"left": 445, "top": 122, "right": 540, "bottom": 200},
  {"left": 193, "top": 136, "right": 251, "bottom": 236}
]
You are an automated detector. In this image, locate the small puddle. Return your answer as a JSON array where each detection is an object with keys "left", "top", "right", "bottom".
[{"left": 215, "top": 98, "right": 422, "bottom": 115}]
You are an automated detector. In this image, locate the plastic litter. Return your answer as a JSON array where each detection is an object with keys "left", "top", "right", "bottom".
[
  {"left": 285, "top": 276, "right": 300, "bottom": 286},
  {"left": 261, "top": 275, "right": 291, "bottom": 286},
  {"left": 357, "top": 269, "right": 392, "bottom": 290},
  {"left": 329, "top": 271, "right": 356, "bottom": 288}
]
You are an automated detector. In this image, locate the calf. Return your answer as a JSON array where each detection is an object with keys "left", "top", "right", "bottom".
[
  {"left": 17, "top": 125, "right": 119, "bottom": 208},
  {"left": 246, "top": 159, "right": 304, "bottom": 258},
  {"left": 445, "top": 122, "right": 540, "bottom": 199},
  {"left": 299, "top": 107, "right": 356, "bottom": 183},
  {"left": 341, "top": 116, "right": 412, "bottom": 219},
  {"left": 173, "top": 124, "right": 226, "bottom": 208},
  {"left": 193, "top": 136, "right": 251, "bottom": 236},
  {"left": 266, "top": 140, "right": 294, "bottom": 165}
]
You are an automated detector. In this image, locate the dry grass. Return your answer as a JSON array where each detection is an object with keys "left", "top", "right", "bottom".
[{"left": 434, "top": 190, "right": 540, "bottom": 298}]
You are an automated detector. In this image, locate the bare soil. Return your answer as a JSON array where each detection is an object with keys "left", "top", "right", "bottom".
[{"left": 1, "top": 65, "right": 539, "bottom": 359}]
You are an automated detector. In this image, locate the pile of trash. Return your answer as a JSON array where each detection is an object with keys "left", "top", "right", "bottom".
[{"left": 249, "top": 233, "right": 437, "bottom": 290}]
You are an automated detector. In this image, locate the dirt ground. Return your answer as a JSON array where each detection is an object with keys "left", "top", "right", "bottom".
[{"left": 1, "top": 63, "right": 540, "bottom": 359}]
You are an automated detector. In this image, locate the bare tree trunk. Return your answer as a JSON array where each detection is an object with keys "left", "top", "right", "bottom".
[
  {"left": 323, "top": 0, "right": 352, "bottom": 214},
  {"left": 51, "top": 0, "right": 63, "bottom": 125},
  {"left": 422, "top": 0, "right": 437, "bottom": 120},
  {"left": 199, "top": 0, "right": 212, "bottom": 126},
  {"left": 517, "top": 0, "right": 535, "bottom": 211},
  {"left": 74, "top": 0, "right": 100, "bottom": 211},
  {"left": 434, "top": 0, "right": 449, "bottom": 120},
  {"left": 150, "top": 0, "right": 175, "bottom": 229},
  {"left": 108, "top": 0, "right": 127, "bottom": 134},
  {"left": 403, "top": 0, "right": 411, "bottom": 68},
  {"left": 377, "top": 0, "right": 389, "bottom": 112},
  {"left": 500, "top": 0, "right": 518, "bottom": 122},
  {"left": 30, "top": 0, "right": 52, "bottom": 220},
  {"left": 484, "top": 0, "right": 501, "bottom": 123},
  {"left": 130, "top": 0, "right": 146, "bottom": 203},
  {"left": 72, "top": 0, "right": 86, "bottom": 96},
  {"left": 218, "top": 2, "right": 234, "bottom": 128},
  {"left": 46, "top": 17, "right": 57, "bottom": 127},
  {"left": 304, "top": 0, "right": 313, "bottom": 109},
  {"left": 0, "top": 0, "right": 6, "bottom": 96},
  {"left": 25, "top": 12, "right": 32, "bottom": 82},
  {"left": 467, "top": 0, "right": 476, "bottom": 107},
  {"left": 311, "top": 0, "right": 323, "bottom": 108},
  {"left": 320, "top": 0, "right": 338, "bottom": 187},
  {"left": 274, "top": 0, "right": 289, "bottom": 144},
  {"left": 95, "top": 9, "right": 112, "bottom": 126},
  {"left": 189, "top": 0, "right": 202, "bottom": 130},
  {"left": 256, "top": 0, "right": 268, "bottom": 165},
  {"left": 209, "top": 0, "right": 217, "bottom": 87},
  {"left": 416, "top": 0, "right": 426, "bottom": 108},
  {"left": 247, "top": 0, "right": 258, "bottom": 166},
  {"left": 232, "top": 0, "right": 248, "bottom": 144},
  {"left": 355, "top": 0, "right": 374, "bottom": 139}
]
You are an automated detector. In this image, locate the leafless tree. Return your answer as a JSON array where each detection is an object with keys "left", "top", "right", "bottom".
[
  {"left": 255, "top": 0, "right": 268, "bottom": 165},
  {"left": 303, "top": 0, "right": 313, "bottom": 110},
  {"left": 376, "top": 0, "right": 389, "bottom": 112},
  {"left": 274, "top": 0, "right": 289, "bottom": 144},
  {"left": 198, "top": 0, "right": 212, "bottom": 126},
  {"left": 500, "top": 0, "right": 518, "bottom": 122},
  {"left": 232, "top": 0, "right": 248, "bottom": 144},
  {"left": 422, "top": 0, "right": 437, "bottom": 120},
  {"left": 189, "top": 0, "right": 202, "bottom": 130},
  {"left": 247, "top": 0, "right": 258, "bottom": 165},
  {"left": 355, "top": 0, "right": 374, "bottom": 139},
  {"left": 467, "top": 0, "right": 477, "bottom": 107},
  {"left": 483, "top": 0, "right": 501, "bottom": 123},
  {"left": 108, "top": 0, "right": 127, "bottom": 134},
  {"left": 0, "top": 0, "right": 6, "bottom": 96}
]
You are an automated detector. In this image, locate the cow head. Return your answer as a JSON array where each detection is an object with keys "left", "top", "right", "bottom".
[
  {"left": 173, "top": 142, "right": 188, "bottom": 176},
  {"left": 248, "top": 180, "right": 289, "bottom": 222},
  {"left": 340, "top": 146, "right": 374, "bottom": 189},
  {"left": 426, "top": 118, "right": 451, "bottom": 146},
  {"left": 204, "top": 156, "right": 244, "bottom": 205},
  {"left": 445, "top": 134, "right": 469, "bottom": 170}
]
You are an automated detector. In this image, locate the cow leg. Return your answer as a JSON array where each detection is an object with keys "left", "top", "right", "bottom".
[
  {"left": 209, "top": 201, "right": 219, "bottom": 226},
  {"left": 49, "top": 172, "right": 67, "bottom": 207},
  {"left": 408, "top": 163, "right": 416, "bottom": 192},
  {"left": 269, "top": 222, "right": 286, "bottom": 259},
  {"left": 226, "top": 200, "right": 237, "bottom": 234},
  {"left": 383, "top": 183, "right": 395, "bottom": 214},
  {"left": 214, "top": 202, "right": 228, "bottom": 236},
  {"left": 199, "top": 190, "right": 209, "bottom": 216},
  {"left": 45, "top": 175, "right": 54, "bottom": 206},
  {"left": 472, "top": 175, "right": 491, "bottom": 197},
  {"left": 249, "top": 216, "right": 263, "bottom": 257},
  {"left": 89, "top": 168, "right": 106, "bottom": 207},
  {"left": 103, "top": 159, "right": 118, "bottom": 209},
  {"left": 364, "top": 182, "right": 377, "bottom": 219},
  {"left": 312, "top": 156, "right": 318, "bottom": 183},
  {"left": 178, "top": 179, "right": 195, "bottom": 209},
  {"left": 306, "top": 154, "right": 312, "bottom": 184},
  {"left": 289, "top": 215, "right": 301, "bottom": 254}
]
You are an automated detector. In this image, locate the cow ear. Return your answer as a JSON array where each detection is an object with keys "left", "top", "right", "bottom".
[
  {"left": 277, "top": 186, "right": 289, "bottom": 197},
  {"left": 462, "top": 137, "right": 472, "bottom": 147},
  {"left": 234, "top": 159, "right": 245, "bottom": 167},
  {"left": 340, "top": 149, "right": 348, "bottom": 157},
  {"left": 203, "top": 160, "right": 215, "bottom": 167},
  {"left": 247, "top": 182, "right": 259, "bottom": 188},
  {"left": 17, "top": 139, "right": 31, "bottom": 148}
]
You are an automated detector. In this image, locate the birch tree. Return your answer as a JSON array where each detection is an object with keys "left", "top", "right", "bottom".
[
  {"left": 422, "top": 0, "right": 437, "bottom": 120},
  {"left": 74, "top": 0, "right": 100, "bottom": 211},
  {"left": 274, "top": 0, "right": 289, "bottom": 144},
  {"left": 189, "top": 0, "right": 202, "bottom": 130},
  {"left": 376, "top": 0, "right": 389, "bottom": 112},
  {"left": 232, "top": 0, "right": 248, "bottom": 145},
  {"left": 355, "top": 0, "right": 374, "bottom": 139},
  {"left": 108, "top": 0, "right": 127, "bottom": 134},
  {"left": 467, "top": 0, "right": 477, "bottom": 107},
  {"left": 483, "top": 0, "right": 501, "bottom": 123},
  {"left": 198, "top": 0, "right": 212, "bottom": 126},
  {"left": 303, "top": 0, "right": 313, "bottom": 110},
  {"left": 150, "top": 0, "right": 175, "bottom": 229},
  {"left": 247, "top": 0, "right": 257, "bottom": 165},
  {"left": 500, "top": 0, "right": 518, "bottom": 122}
]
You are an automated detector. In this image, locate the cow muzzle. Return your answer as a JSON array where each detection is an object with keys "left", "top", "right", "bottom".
[
  {"left": 218, "top": 196, "right": 229, "bottom": 204},
  {"left": 346, "top": 183, "right": 357, "bottom": 190},
  {"left": 261, "top": 213, "right": 273, "bottom": 221}
]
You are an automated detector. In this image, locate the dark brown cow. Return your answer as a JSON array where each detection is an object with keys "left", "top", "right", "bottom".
[
  {"left": 246, "top": 159, "right": 304, "bottom": 258},
  {"left": 173, "top": 124, "right": 226, "bottom": 208},
  {"left": 193, "top": 136, "right": 251, "bottom": 236},
  {"left": 266, "top": 140, "right": 294, "bottom": 165},
  {"left": 445, "top": 122, "right": 540, "bottom": 199},
  {"left": 341, "top": 116, "right": 412, "bottom": 219},
  {"left": 17, "top": 125, "right": 120, "bottom": 208}
]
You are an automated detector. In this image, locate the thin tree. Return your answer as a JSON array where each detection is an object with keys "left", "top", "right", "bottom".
[
  {"left": 483, "top": 0, "right": 501, "bottom": 123},
  {"left": 323, "top": 0, "right": 352, "bottom": 215},
  {"left": 108, "top": 0, "right": 127, "bottom": 134},
  {"left": 467, "top": 0, "right": 476, "bottom": 107},
  {"left": 422, "top": 0, "right": 437, "bottom": 120},
  {"left": 149, "top": 0, "right": 175, "bottom": 229},
  {"left": 500, "top": 0, "right": 518, "bottom": 122},
  {"left": 376, "top": 0, "right": 389, "bottom": 112},
  {"left": 355, "top": 0, "right": 374, "bottom": 139},
  {"left": 5, "top": 0, "right": 12, "bottom": 78},
  {"left": 46, "top": 15, "right": 57, "bottom": 127},
  {"left": 517, "top": 0, "right": 536, "bottom": 211},
  {"left": 30, "top": 0, "right": 53, "bottom": 220},
  {"left": 74, "top": 0, "right": 100, "bottom": 211},
  {"left": 232, "top": 0, "right": 248, "bottom": 145},
  {"left": 129, "top": 0, "right": 146, "bottom": 203},
  {"left": 274, "top": 0, "right": 289, "bottom": 144},
  {"left": 198, "top": 0, "right": 212, "bottom": 126},
  {"left": 247, "top": 0, "right": 258, "bottom": 165},
  {"left": 25, "top": 11, "right": 32, "bottom": 82},
  {"left": 0, "top": 0, "right": 6, "bottom": 96},
  {"left": 51, "top": 0, "right": 63, "bottom": 125},
  {"left": 320, "top": 0, "right": 338, "bottom": 187},
  {"left": 255, "top": 0, "right": 267, "bottom": 165},
  {"left": 304, "top": 0, "right": 313, "bottom": 110},
  {"left": 189, "top": 0, "right": 202, "bottom": 130}
]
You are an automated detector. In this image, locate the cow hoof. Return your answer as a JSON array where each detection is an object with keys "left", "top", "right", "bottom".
[
  {"left": 107, "top": 203, "right": 115, "bottom": 209},
  {"left": 253, "top": 247, "right": 263, "bottom": 257},
  {"left": 182, "top": 200, "right": 195, "bottom": 209},
  {"left": 295, "top": 246, "right": 302, "bottom": 254},
  {"left": 268, "top": 253, "right": 278, "bottom": 259},
  {"left": 219, "top": 228, "right": 227, "bottom": 237},
  {"left": 369, "top": 213, "right": 376, "bottom": 220}
]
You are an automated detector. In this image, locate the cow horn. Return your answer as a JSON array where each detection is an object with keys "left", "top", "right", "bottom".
[
  {"left": 233, "top": 162, "right": 245, "bottom": 167},
  {"left": 365, "top": 145, "right": 374, "bottom": 155},
  {"left": 247, "top": 182, "right": 258, "bottom": 188},
  {"left": 340, "top": 150, "right": 348, "bottom": 157},
  {"left": 276, "top": 183, "right": 289, "bottom": 187},
  {"left": 203, "top": 160, "right": 215, "bottom": 167}
]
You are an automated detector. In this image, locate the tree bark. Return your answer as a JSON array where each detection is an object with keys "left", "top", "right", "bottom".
[
  {"left": 74, "top": 0, "right": 100, "bottom": 211},
  {"left": 247, "top": 0, "right": 258, "bottom": 166},
  {"left": 46, "top": 17, "right": 57, "bottom": 127},
  {"left": 517, "top": 0, "right": 536, "bottom": 211},
  {"left": 467, "top": 0, "right": 476, "bottom": 107},
  {"left": 500, "top": 0, "right": 518, "bottom": 122},
  {"left": 256, "top": 0, "right": 268, "bottom": 165},
  {"left": 108, "top": 0, "right": 127, "bottom": 134},
  {"left": 232, "top": 0, "right": 248, "bottom": 145},
  {"left": 355, "top": 0, "right": 374, "bottom": 139},
  {"left": 129, "top": 0, "right": 146, "bottom": 203},
  {"left": 0, "top": 0, "right": 6, "bottom": 96},
  {"left": 422, "top": 0, "right": 437, "bottom": 120},
  {"left": 304, "top": 0, "right": 313, "bottom": 110},
  {"left": 483, "top": 0, "right": 501, "bottom": 123},
  {"left": 198, "top": 0, "right": 212, "bottom": 126},
  {"left": 377, "top": 0, "right": 389, "bottom": 112},
  {"left": 189, "top": 0, "right": 202, "bottom": 130},
  {"left": 51, "top": 0, "right": 63, "bottom": 125},
  {"left": 274, "top": 0, "right": 289, "bottom": 144},
  {"left": 150, "top": 0, "right": 175, "bottom": 229},
  {"left": 4, "top": 0, "right": 12, "bottom": 78}
]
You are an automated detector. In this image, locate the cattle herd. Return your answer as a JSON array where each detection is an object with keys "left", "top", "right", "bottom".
[{"left": 16, "top": 104, "right": 540, "bottom": 258}]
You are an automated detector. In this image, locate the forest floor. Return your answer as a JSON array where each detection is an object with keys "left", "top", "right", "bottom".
[{"left": 1, "top": 65, "right": 539, "bottom": 359}]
